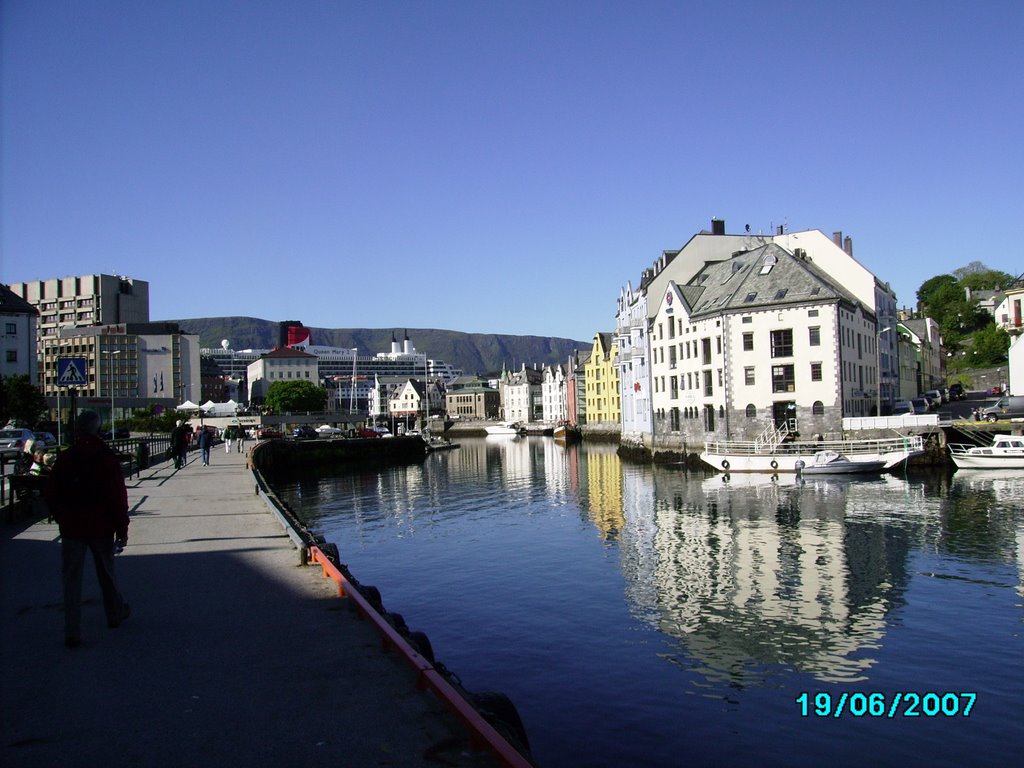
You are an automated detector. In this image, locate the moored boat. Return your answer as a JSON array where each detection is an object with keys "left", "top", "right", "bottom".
[
  {"left": 948, "top": 434, "right": 1024, "bottom": 469},
  {"left": 701, "top": 423, "right": 924, "bottom": 473},
  {"left": 797, "top": 450, "right": 885, "bottom": 475},
  {"left": 485, "top": 422, "right": 525, "bottom": 436},
  {"left": 553, "top": 423, "right": 581, "bottom": 444}
]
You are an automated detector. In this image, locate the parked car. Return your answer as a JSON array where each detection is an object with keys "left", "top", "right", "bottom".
[
  {"left": 922, "top": 390, "right": 943, "bottom": 410},
  {"left": 892, "top": 399, "right": 914, "bottom": 415},
  {"left": 33, "top": 431, "right": 58, "bottom": 447},
  {"left": 937, "top": 387, "right": 949, "bottom": 403},
  {"left": 0, "top": 427, "right": 37, "bottom": 460},
  {"left": 315, "top": 424, "right": 344, "bottom": 436},
  {"left": 948, "top": 383, "right": 965, "bottom": 400},
  {"left": 910, "top": 398, "right": 930, "bottom": 415},
  {"left": 100, "top": 427, "right": 131, "bottom": 440},
  {"left": 258, "top": 427, "right": 283, "bottom": 439},
  {"left": 980, "top": 395, "right": 1024, "bottom": 422},
  {"left": 292, "top": 426, "right": 318, "bottom": 439},
  {"left": 988, "top": 386, "right": 1004, "bottom": 396}
]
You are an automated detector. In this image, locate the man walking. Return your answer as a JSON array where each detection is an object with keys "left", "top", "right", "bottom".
[
  {"left": 46, "top": 410, "right": 131, "bottom": 648},
  {"left": 198, "top": 426, "right": 213, "bottom": 466},
  {"left": 170, "top": 419, "right": 187, "bottom": 469}
]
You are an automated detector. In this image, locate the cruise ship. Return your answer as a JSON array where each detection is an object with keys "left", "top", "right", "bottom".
[{"left": 201, "top": 325, "right": 463, "bottom": 410}]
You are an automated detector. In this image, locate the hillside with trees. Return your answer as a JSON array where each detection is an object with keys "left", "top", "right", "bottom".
[{"left": 916, "top": 261, "right": 1018, "bottom": 371}]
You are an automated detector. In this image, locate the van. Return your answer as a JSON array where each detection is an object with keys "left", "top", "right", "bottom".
[{"left": 981, "top": 395, "right": 1024, "bottom": 422}]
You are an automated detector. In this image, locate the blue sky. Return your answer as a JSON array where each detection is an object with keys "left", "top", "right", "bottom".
[{"left": 2, "top": 1, "right": 1021, "bottom": 342}]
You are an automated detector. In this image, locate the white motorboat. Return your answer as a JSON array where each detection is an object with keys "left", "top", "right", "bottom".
[
  {"left": 948, "top": 434, "right": 1024, "bottom": 469},
  {"left": 797, "top": 450, "right": 886, "bottom": 475},
  {"left": 485, "top": 422, "right": 524, "bottom": 436}
]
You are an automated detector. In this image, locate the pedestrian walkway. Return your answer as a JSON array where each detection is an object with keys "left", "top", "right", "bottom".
[{"left": 1, "top": 446, "right": 496, "bottom": 767}]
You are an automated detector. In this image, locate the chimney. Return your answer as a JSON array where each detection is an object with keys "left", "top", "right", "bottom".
[
  {"left": 833, "top": 231, "right": 843, "bottom": 248},
  {"left": 712, "top": 218, "right": 726, "bottom": 236},
  {"left": 843, "top": 236, "right": 853, "bottom": 257}
]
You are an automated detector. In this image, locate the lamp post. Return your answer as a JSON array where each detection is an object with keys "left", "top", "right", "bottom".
[
  {"left": 107, "top": 348, "right": 121, "bottom": 441},
  {"left": 876, "top": 327, "right": 891, "bottom": 417}
]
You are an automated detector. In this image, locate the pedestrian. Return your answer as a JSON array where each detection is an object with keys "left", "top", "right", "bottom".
[
  {"left": 170, "top": 420, "right": 187, "bottom": 469},
  {"left": 198, "top": 426, "right": 213, "bottom": 466},
  {"left": 45, "top": 410, "right": 130, "bottom": 648},
  {"left": 237, "top": 427, "right": 245, "bottom": 453},
  {"left": 224, "top": 426, "right": 233, "bottom": 453}
]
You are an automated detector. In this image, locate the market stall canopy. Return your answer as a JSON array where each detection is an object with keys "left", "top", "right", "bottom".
[
  {"left": 202, "top": 399, "right": 239, "bottom": 416},
  {"left": 176, "top": 400, "right": 201, "bottom": 411}
]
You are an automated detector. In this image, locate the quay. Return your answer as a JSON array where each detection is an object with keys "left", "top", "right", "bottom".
[{"left": 1, "top": 446, "right": 510, "bottom": 767}]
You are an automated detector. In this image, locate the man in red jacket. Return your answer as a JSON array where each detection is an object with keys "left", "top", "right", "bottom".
[{"left": 46, "top": 409, "right": 131, "bottom": 648}]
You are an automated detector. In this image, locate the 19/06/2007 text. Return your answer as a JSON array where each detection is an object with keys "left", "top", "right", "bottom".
[{"left": 796, "top": 692, "right": 976, "bottom": 718}]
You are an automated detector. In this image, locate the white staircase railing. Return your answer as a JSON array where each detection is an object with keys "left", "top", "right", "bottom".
[{"left": 754, "top": 421, "right": 790, "bottom": 452}]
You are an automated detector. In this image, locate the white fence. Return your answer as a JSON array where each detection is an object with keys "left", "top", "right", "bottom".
[{"left": 843, "top": 414, "right": 939, "bottom": 430}]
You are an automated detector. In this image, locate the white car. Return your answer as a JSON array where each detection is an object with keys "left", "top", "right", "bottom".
[{"left": 315, "top": 424, "right": 344, "bottom": 436}]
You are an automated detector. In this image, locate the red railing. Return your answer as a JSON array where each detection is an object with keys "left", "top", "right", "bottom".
[{"left": 307, "top": 545, "right": 533, "bottom": 768}]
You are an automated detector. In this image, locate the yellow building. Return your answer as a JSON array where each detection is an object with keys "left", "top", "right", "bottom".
[{"left": 584, "top": 332, "right": 620, "bottom": 426}]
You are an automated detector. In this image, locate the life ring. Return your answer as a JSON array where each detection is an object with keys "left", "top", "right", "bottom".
[
  {"left": 721, "top": 460, "right": 730, "bottom": 470},
  {"left": 770, "top": 460, "right": 779, "bottom": 470}
]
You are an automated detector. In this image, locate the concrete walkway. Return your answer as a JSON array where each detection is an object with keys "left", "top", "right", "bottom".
[{"left": 1, "top": 446, "right": 495, "bottom": 767}]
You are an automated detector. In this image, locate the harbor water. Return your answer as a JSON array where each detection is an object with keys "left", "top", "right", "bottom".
[{"left": 273, "top": 437, "right": 1024, "bottom": 767}]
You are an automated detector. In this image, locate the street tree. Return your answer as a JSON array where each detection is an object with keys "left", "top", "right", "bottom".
[
  {"left": 0, "top": 374, "right": 48, "bottom": 427},
  {"left": 264, "top": 380, "right": 327, "bottom": 413}
]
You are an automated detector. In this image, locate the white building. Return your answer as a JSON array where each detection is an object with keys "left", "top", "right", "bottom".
[
  {"left": 246, "top": 347, "right": 319, "bottom": 403},
  {"left": 541, "top": 364, "right": 568, "bottom": 423},
  {"left": 1, "top": 285, "right": 39, "bottom": 384},
  {"left": 618, "top": 221, "right": 901, "bottom": 447},
  {"left": 649, "top": 244, "right": 875, "bottom": 444},
  {"left": 994, "top": 286, "right": 1024, "bottom": 334},
  {"left": 501, "top": 365, "right": 542, "bottom": 423}
]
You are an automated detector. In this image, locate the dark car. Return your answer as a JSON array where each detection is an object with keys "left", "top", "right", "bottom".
[
  {"left": 948, "top": 383, "right": 965, "bottom": 400},
  {"left": 293, "top": 426, "right": 318, "bottom": 439},
  {"left": 258, "top": 427, "right": 283, "bottom": 439}
]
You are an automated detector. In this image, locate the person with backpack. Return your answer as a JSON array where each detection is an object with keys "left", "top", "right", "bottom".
[{"left": 46, "top": 409, "right": 131, "bottom": 648}]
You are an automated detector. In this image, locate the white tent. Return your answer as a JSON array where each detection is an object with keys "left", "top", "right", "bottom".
[
  {"left": 202, "top": 399, "right": 239, "bottom": 416},
  {"left": 176, "top": 400, "right": 201, "bottom": 411}
]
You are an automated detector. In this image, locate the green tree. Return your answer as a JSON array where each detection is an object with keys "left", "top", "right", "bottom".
[
  {"left": 969, "top": 324, "right": 1011, "bottom": 366},
  {"left": 127, "top": 404, "right": 182, "bottom": 433},
  {"left": 264, "top": 380, "right": 327, "bottom": 413},
  {"left": 0, "top": 374, "right": 48, "bottom": 427}
]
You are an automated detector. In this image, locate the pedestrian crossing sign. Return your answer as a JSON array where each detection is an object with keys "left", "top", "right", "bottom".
[{"left": 57, "top": 357, "right": 88, "bottom": 387}]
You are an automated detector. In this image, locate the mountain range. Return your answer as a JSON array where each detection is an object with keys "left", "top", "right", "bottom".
[{"left": 166, "top": 317, "right": 592, "bottom": 375}]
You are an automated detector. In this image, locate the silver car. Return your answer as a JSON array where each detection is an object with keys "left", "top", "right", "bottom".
[{"left": 0, "top": 427, "right": 38, "bottom": 460}]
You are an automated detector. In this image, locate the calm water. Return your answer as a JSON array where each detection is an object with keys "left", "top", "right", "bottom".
[{"left": 274, "top": 437, "right": 1024, "bottom": 768}]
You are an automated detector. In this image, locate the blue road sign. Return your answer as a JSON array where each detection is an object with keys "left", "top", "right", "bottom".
[{"left": 57, "top": 357, "right": 89, "bottom": 387}]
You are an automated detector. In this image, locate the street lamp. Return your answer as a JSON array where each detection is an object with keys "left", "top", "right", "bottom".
[
  {"left": 107, "top": 348, "right": 121, "bottom": 441},
  {"left": 876, "top": 327, "right": 891, "bottom": 417}
]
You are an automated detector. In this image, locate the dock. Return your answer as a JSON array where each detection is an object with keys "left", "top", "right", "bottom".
[{"left": 1, "top": 446, "right": 501, "bottom": 767}]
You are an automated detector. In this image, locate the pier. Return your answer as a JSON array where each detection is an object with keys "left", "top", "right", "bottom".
[{"left": 1, "top": 445, "right": 501, "bottom": 767}]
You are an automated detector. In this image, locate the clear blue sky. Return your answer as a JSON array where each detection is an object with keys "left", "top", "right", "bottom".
[{"left": 2, "top": 1, "right": 1021, "bottom": 342}]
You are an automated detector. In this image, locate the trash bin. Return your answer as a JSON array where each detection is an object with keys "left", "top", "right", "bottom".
[{"left": 136, "top": 441, "right": 150, "bottom": 470}]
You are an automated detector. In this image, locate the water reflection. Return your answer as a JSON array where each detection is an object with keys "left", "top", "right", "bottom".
[{"left": 271, "top": 437, "right": 1024, "bottom": 713}]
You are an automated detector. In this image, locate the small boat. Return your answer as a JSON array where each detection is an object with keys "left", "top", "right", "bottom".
[
  {"left": 948, "top": 434, "right": 1024, "bottom": 469},
  {"left": 485, "top": 422, "right": 525, "bottom": 436},
  {"left": 797, "top": 450, "right": 885, "bottom": 475},
  {"left": 553, "top": 423, "right": 581, "bottom": 444}
]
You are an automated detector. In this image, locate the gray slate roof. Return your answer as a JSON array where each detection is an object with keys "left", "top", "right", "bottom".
[{"left": 674, "top": 244, "right": 864, "bottom": 319}]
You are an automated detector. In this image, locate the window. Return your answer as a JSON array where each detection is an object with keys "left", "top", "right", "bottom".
[
  {"left": 744, "top": 367, "right": 755, "bottom": 386},
  {"left": 702, "top": 338, "right": 712, "bottom": 365},
  {"left": 771, "top": 329, "right": 793, "bottom": 358},
  {"left": 5, "top": 323, "right": 15, "bottom": 334},
  {"left": 742, "top": 316, "right": 752, "bottom": 324},
  {"left": 670, "top": 376, "right": 679, "bottom": 398},
  {"left": 743, "top": 332, "right": 754, "bottom": 351},
  {"left": 812, "top": 401, "right": 825, "bottom": 415},
  {"left": 774, "top": 289, "right": 788, "bottom": 300},
  {"left": 6, "top": 350, "right": 16, "bottom": 363},
  {"left": 744, "top": 292, "right": 757, "bottom": 303},
  {"left": 745, "top": 404, "right": 757, "bottom": 418},
  {"left": 772, "top": 364, "right": 795, "bottom": 393},
  {"left": 810, "top": 362, "right": 822, "bottom": 381},
  {"left": 808, "top": 309, "right": 819, "bottom": 317},
  {"left": 809, "top": 326, "right": 820, "bottom": 346},
  {"left": 703, "top": 370, "right": 713, "bottom": 396}
]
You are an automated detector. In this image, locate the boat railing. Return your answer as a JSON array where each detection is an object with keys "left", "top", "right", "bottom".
[{"left": 705, "top": 434, "right": 924, "bottom": 457}]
